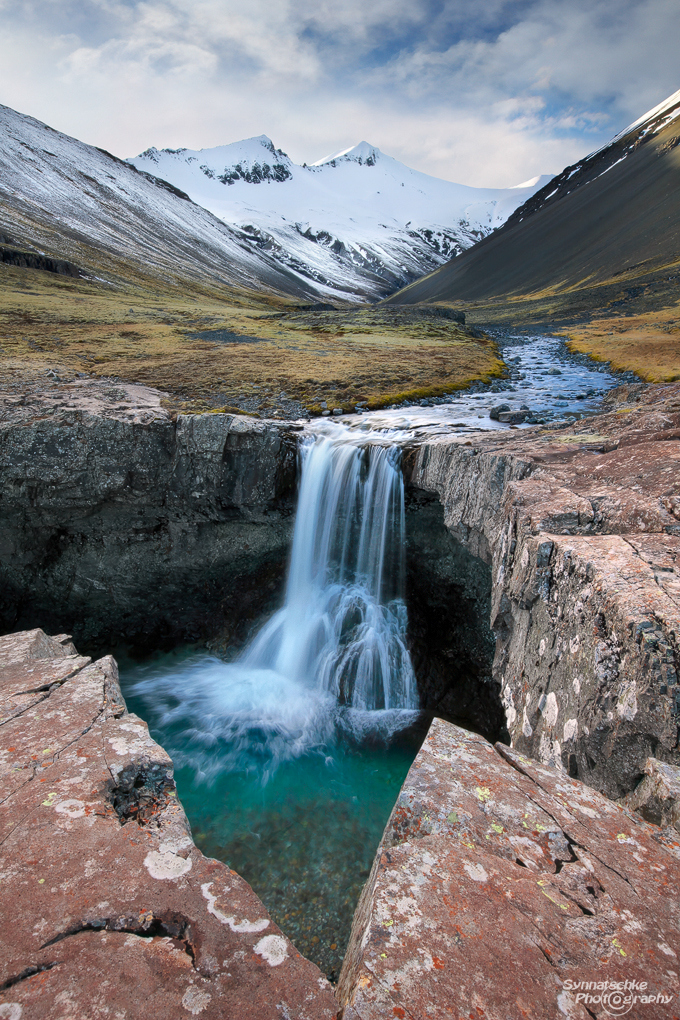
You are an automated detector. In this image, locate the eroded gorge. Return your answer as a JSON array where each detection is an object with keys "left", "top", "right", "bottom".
[{"left": 2, "top": 355, "right": 680, "bottom": 1015}]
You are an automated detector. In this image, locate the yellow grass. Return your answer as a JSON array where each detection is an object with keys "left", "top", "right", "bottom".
[
  {"left": 561, "top": 306, "right": 680, "bottom": 382},
  {"left": 0, "top": 263, "right": 504, "bottom": 413}
]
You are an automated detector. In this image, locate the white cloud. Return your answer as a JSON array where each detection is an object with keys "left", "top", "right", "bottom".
[{"left": 0, "top": 0, "right": 676, "bottom": 187}]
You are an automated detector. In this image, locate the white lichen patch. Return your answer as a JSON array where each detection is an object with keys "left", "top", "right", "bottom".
[
  {"left": 463, "top": 862, "right": 489, "bottom": 883},
  {"left": 107, "top": 737, "right": 131, "bottom": 756},
  {"left": 542, "top": 692, "right": 559, "bottom": 728},
  {"left": 0, "top": 1005, "right": 23, "bottom": 1020},
  {"left": 55, "top": 799, "right": 86, "bottom": 819},
  {"left": 159, "top": 836, "right": 193, "bottom": 855},
  {"left": 616, "top": 682, "right": 638, "bottom": 721},
  {"left": 392, "top": 895, "right": 422, "bottom": 927},
  {"left": 201, "top": 882, "right": 269, "bottom": 932},
  {"left": 569, "top": 802, "right": 599, "bottom": 819},
  {"left": 182, "top": 987, "right": 212, "bottom": 1014},
  {"left": 254, "top": 934, "right": 288, "bottom": 967},
  {"left": 563, "top": 718, "right": 578, "bottom": 742},
  {"left": 144, "top": 849, "right": 192, "bottom": 880}
]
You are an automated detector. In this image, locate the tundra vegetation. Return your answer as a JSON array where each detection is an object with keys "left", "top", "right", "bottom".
[{"left": 0, "top": 260, "right": 503, "bottom": 416}]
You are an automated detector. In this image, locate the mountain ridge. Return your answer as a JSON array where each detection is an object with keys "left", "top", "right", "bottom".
[
  {"left": 384, "top": 88, "right": 680, "bottom": 316},
  {"left": 128, "top": 136, "right": 552, "bottom": 301},
  {"left": 0, "top": 104, "right": 327, "bottom": 302}
]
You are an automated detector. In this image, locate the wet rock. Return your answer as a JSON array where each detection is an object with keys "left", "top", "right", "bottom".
[
  {"left": 339, "top": 717, "right": 680, "bottom": 1020},
  {"left": 489, "top": 402, "right": 511, "bottom": 419},
  {"left": 0, "top": 412, "right": 299, "bottom": 649},
  {"left": 404, "top": 491, "right": 501, "bottom": 740},
  {"left": 0, "top": 629, "right": 338, "bottom": 1019},
  {"left": 406, "top": 382, "right": 680, "bottom": 796},
  {"left": 623, "top": 757, "right": 680, "bottom": 833},
  {"left": 497, "top": 409, "right": 528, "bottom": 423}
]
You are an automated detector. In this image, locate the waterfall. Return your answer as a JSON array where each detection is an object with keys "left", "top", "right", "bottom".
[
  {"left": 130, "top": 425, "right": 418, "bottom": 779},
  {"left": 244, "top": 431, "right": 416, "bottom": 710}
]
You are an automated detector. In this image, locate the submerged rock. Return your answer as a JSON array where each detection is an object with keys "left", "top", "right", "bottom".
[{"left": 497, "top": 409, "right": 528, "bottom": 423}]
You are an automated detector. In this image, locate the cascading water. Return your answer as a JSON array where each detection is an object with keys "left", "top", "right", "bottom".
[
  {"left": 127, "top": 425, "right": 418, "bottom": 781},
  {"left": 121, "top": 424, "right": 422, "bottom": 977},
  {"left": 246, "top": 431, "right": 416, "bottom": 712}
]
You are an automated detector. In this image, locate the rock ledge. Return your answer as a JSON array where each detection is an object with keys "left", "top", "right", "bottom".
[{"left": 0, "top": 629, "right": 337, "bottom": 1019}]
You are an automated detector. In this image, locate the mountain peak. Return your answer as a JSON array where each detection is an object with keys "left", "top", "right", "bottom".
[{"left": 311, "top": 141, "right": 383, "bottom": 167}]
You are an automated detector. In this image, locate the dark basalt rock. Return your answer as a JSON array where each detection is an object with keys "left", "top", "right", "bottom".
[
  {"left": 0, "top": 245, "right": 82, "bottom": 277},
  {"left": 0, "top": 412, "right": 299, "bottom": 653}
]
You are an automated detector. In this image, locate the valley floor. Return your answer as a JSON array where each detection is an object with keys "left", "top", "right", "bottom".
[
  {"left": 414, "top": 263, "right": 680, "bottom": 383},
  {"left": 0, "top": 262, "right": 502, "bottom": 418}
]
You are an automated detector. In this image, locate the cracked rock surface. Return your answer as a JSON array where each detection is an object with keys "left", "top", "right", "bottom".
[
  {"left": 339, "top": 718, "right": 680, "bottom": 1019},
  {"left": 0, "top": 629, "right": 337, "bottom": 1019},
  {"left": 407, "top": 382, "right": 680, "bottom": 797}
]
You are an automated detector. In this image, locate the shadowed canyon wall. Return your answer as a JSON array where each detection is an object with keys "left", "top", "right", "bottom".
[{"left": 0, "top": 412, "right": 298, "bottom": 651}]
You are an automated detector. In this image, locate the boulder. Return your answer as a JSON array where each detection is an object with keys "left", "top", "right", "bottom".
[
  {"left": 339, "top": 717, "right": 680, "bottom": 1019},
  {"left": 623, "top": 757, "right": 680, "bottom": 833},
  {"left": 497, "top": 409, "right": 528, "bottom": 423}
]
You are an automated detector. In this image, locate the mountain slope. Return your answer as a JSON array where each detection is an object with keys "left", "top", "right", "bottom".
[
  {"left": 0, "top": 104, "right": 337, "bottom": 303},
  {"left": 385, "top": 89, "right": 680, "bottom": 312},
  {"left": 129, "top": 138, "right": 550, "bottom": 301}
]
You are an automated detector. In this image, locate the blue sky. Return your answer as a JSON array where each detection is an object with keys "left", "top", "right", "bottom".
[{"left": 0, "top": 0, "right": 677, "bottom": 186}]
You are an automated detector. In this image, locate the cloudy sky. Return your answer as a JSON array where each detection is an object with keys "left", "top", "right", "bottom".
[{"left": 0, "top": 0, "right": 677, "bottom": 187}]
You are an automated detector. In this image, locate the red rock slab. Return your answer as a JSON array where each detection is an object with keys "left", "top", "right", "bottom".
[
  {"left": 0, "top": 628, "right": 88, "bottom": 724},
  {"left": 0, "top": 633, "right": 338, "bottom": 1020},
  {"left": 384, "top": 720, "right": 572, "bottom": 873},
  {"left": 0, "top": 655, "right": 92, "bottom": 725},
  {"left": 0, "top": 630, "right": 73, "bottom": 669},
  {"left": 0, "top": 657, "right": 112, "bottom": 807},
  {"left": 339, "top": 718, "right": 680, "bottom": 1020}
]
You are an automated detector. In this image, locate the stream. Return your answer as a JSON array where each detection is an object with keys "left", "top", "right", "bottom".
[{"left": 118, "top": 331, "right": 622, "bottom": 980}]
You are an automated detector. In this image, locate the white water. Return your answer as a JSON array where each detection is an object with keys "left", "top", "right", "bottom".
[{"left": 130, "top": 427, "right": 418, "bottom": 779}]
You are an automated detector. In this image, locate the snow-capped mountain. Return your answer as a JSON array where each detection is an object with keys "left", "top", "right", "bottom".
[
  {"left": 0, "top": 103, "right": 345, "bottom": 301},
  {"left": 129, "top": 138, "right": 551, "bottom": 301}
]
